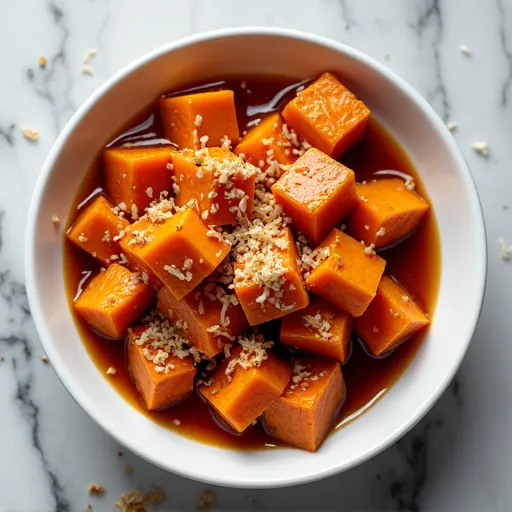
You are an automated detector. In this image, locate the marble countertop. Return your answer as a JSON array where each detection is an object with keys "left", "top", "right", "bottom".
[{"left": 1, "top": 0, "right": 512, "bottom": 510}]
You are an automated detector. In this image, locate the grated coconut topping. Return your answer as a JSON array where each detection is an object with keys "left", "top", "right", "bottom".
[
  {"left": 224, "top": 335, "right": 273, "bottom": 381},
  {"left": 302, "top": 313, "right": 334, "bottom": 340},
  {"left": 132, "top": 312, "right": 201, "bottom": 373}
]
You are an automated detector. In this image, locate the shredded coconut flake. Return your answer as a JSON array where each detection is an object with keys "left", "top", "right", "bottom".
[
  {"left": 81, "top": 64, "right": 93, "bottom": 75},
  {"left": 498, "top": 237, "right": 512, "bottom": 261},
  {"left": 404, "top": 177, "right": 416, "bottom": 191},
  {"left": 459, "top": 43, "right": 471, "bottom": 56},
  {"left": 364, "top": 243, "right": 376, "bottom": 255},
  {"left": 225, "top": 335, "right": 272, "bottom": 381},
  {"left": 446, "top": 121, "right": 459, "bottom": 132},
  {"left": 288, "top": 361, "right": 313, "bottom": 392},
  {"left": 84, "top": 49, "right": 97, "bottom": 64},
  {"left": 21, "top": 126, "right": 39, "bottom": 141},
  {"left": 471, "top": 141, "right": 489, "bottom": 156},
  {"left": 163, "top": 264, "right": 192, "bottom": 282},
  {"left": 297, "top": 234, "right": 330, "bottom": 279},
  {"left": 302, "top": 313, "right": 334, "bottom": 340},
  {"left": 132, "top": 313, "right": 201, "bottom": 373}
]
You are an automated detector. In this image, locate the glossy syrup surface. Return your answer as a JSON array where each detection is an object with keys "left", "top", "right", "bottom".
[{"left": 64, "top": 75, "right": 441, "bottom": 450}]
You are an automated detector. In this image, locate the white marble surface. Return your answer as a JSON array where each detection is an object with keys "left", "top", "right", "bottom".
[{"left": 1, "top": 0, "right": 512, "bottom": 510}]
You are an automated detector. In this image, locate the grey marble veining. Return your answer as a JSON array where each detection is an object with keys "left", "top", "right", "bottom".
[{"left": 1, "top": 0, "right": 512, "bottom": 510}]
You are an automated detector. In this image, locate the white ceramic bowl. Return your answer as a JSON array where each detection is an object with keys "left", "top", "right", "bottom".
[{"left": 25, "top": 28, "right": 486, "bottom": 488}]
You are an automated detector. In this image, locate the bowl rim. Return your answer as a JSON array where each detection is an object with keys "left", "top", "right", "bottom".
[{"left": 25, "top": 27, "right": 487, "bottom": 488}]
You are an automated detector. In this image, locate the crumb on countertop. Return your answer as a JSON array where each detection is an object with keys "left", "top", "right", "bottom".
[
  {"left": 81, "top": 64, "right": 93, "bottom": 76},
  {"left": 88, "top": 483, "right": 105, "bottom": 495},
  {"left": 198, "top": 490, "right": 215, "bottom": 510},
  {"left": 459, "top": 43, "right": 471, "bottom": 56},
  {"left": 498, "top": 237, "right": 511, "bottom": 261},
  {"left": 471, "top": 141, "right": 489, "bottom": 156},
  {"left": 21, "top": 126, "right": 39, "bottom": 141},
  {"left": 446, "top": 121, "right": 458, "bottom": 132},
  {"left": 84, "top": 49, "right": 97, "bottom": 65},
  {"left": 114, "top": 488, "right": 164, "bottom": 512}
]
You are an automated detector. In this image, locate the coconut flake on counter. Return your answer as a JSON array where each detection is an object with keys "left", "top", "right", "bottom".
[
  {"left": 21, "top": 126, "right": 39, "bottom": 141},
  {"left": 471, "top": 141, "right": 489, "bottom": 157}
]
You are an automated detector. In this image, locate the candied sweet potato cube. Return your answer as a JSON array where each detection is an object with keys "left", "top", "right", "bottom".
[
  {"left": 172, "top": 148, "right": 256, "bottom": 226},
  {"left": 272, "top": 148, "right": 358, "bottom": 244},
  {"left": 234, "top": 228, "right": 309, "bottom": 326},
  {"left": 103, "top": 146, "right": 173, "bottom": 217},
  {"left": 235, "top": 113, "right": 297, "bottom": 183},
  {"left": 280, "top": 299, "right": 351, "bottom": 363},
  {"left": 282, "top": 72, "right": 370, "bottom": 159},
  {"left": 305, "top": 229, "right": 386, "bottom": 317},
  {"left": 74, "top": 264, "right": 155, "bottom": 338},
  {"left": 264, "top": 358, "right": 344, "bottom": 452},
  {"left": 127, "top": 325, "right": 196, "bottom": 410},
  {"left": 159, "top": 90, "right": 239, "bottom": 149},
  {"left": 67, "top": 195, "right": 130, "bottom": 265},
  {"left": 199, "top": 337, "right": 292, "bottom": 433},
  {"left": 157, "top": 283, "right": 249, "bottom": 358},
  {"left": 120, "top": 207, "right": 230, "bottom": 300},
  {"left": 354, "top": 276, "right": 430, "bottom": 356},
  {"left": 349, "top": 178, "right": 429, "bottom": 249}
]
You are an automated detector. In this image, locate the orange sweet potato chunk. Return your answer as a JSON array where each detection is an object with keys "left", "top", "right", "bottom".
[
  {"left": 127, "top": 325, "right": 196, "bottom": 411},
  {"left": 157, "top": 283, "right": 249, "bottom": 358},
  {"left": 199, "top": 339, "right": 292, "bottom": 433},
  {"left": 234, "top": 228, "right": 309, "bottom": 326},
  {"left": 264, "top": 358, "right": 344, "bottom": 452},
  {"left": 159, "top": 90, "right": 239, "bottom": 149},
  {"left": 74, "top": 264, "right": 155, "bottom": 338},
  {"left": 354, "top": 275, "right": 430, "bottom": 356},
  {"left": 172, "top": 147, "right": 256, "bottom": 226},
  {"left": 349, "top": 178, "right": 429, "bottom": 249},
  {"left": 272, "top": 148, "right": 358, "bottom": 244},
  {"left": 282, "top": 72, "right": 370, "bottom": 159},
  {"left": 281, "top": 299, "right": 351, "bottom": 363},
  {"left": 103, "top": 146, "right": 173, "bottom": 217},
  {"left": 120, "top": 207, "right": 230, "bottom": 300},
  {"left": 235, "top": 113, "right": 297, "bottom": 183},
  {"left": 305, "top": 229, "right": 386, "bottom": 317},
  {"left": 67, "top": 195, "right": 130, "bottom": 265}
]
